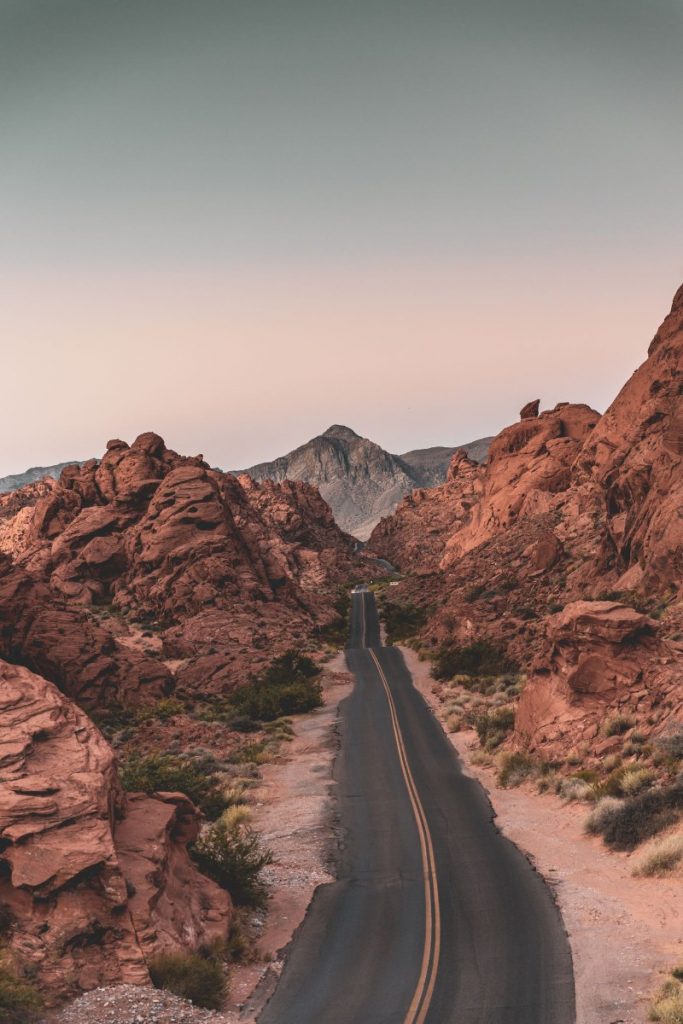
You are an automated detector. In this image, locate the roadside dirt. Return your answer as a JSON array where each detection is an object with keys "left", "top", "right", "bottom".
[
  {"left": 230, "top": 654, "right": 352, "bottom": 1021},
  {"left": 400, "top": 644, "right": 683, "bottom": 1024}
]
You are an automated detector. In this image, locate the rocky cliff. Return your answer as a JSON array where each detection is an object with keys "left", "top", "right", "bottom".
[
  {"left": 238, "top": 424, "right": 492, "bottom": 540},
  {"left": 368, "top": 284, "right": 683, "bottom": 761},
  {"left": 0, "top": 659, "right": 231, "bottom": 1003}
]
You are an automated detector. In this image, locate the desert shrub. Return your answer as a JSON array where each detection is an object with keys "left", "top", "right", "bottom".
[
  {"left": 633, "top": 834, "right": 683, "bottom": 877},
  {"left": 228, "top": 741, "right": 269, "bottom": 765},
  {"left": 148, "top": 951, "right": 226, "bottom": 1009},
  {"left": 135, "top": 697, "right": 185, "bottom": 723},
  {"left": 585, "top": 797, "right": 625, "bottom": 836},
  {"left": 0, "top": 960, "right": 42, "bottom": 1023},
  {"left": 557, "top": 778, "right": 593, "bottom": 803},
  {"left": 120, "top": 753, "right": 226, "bottom": 819},
  {"left": 474, "top": 705, "right": 515, "bottom": 751},
  {"left": 317, "top": 586, "right": 352, "bottom": 644},
  {"left": 589, "top": 784, "right": 683, "bottom": 851},
  {"left": 192, "top": 817, "right": 273, "bottom": 908},
  {"left": 655, "top": 726, "right": 683, "bottom": 762},
  {"left": 433, "top": 640, "right": 519, "bottom": 681},
  {"left": 650, "top": 976, "right": 683, "bottom": 1023},
  {"left": 382, "top": 600, "right": 428, "bottom": 644},
  {"left": 621, "top": 767, "right": 656, "bottom": 796},
  {"left": 497, "top": 751, "right": 535, "bottom": 788},
  {"left": 603, "top": 714, "right": 635, "bottom": 737},
  {"left": 227, "top": 652, "right": 322, "bottom": 723}
]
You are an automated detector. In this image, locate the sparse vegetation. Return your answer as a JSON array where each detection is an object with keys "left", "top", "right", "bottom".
[
  {"left": 585, "top": 797, "right": 625, "bottom": 836},
  {"left": 226, "top": 651, "right": 323, "bottom": 725},
  {"left": 433, "top": 640, "right": 518, "bottom": 682},
  {"left": 0, "top": 958, "right": 42, "bottom": 1023},
  {"left": 585, "top": 783, "right": 683, "bottom": 850},
  {"left": 633, "top": 833, "right": 683, "bottom": 877},
  {"left": 654, "top": 726, "right": 683, "bottom": 763},
  {"left": 650, "top": 974, "right": 683, "bottom": 1023},
  {"left": 120, "top": 752, "right": 227, "bottom": 819},
  {"left": 192, "top": 814, "right": 273, "bottom": 908},
  {"left": 382, "top": 599, "right": 428, "bottom": 644},
  {"left": 497, "top": 751, "right": 535, "bottom": 788},
  {"left": 474, "top": 705, "right": 515, "bottom": 751},
  {"left": 602, "top": 713, "right": 635, "bottom": 737},
  {"left": 317, "top": 585, "right": 352, "bottom": 645},
  {"left": 148, "top": 951, "right": 226, "bottom": 1010}
]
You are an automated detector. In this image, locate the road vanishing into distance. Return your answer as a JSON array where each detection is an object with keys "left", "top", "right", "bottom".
[{"left": 259, "top": 589, "right": 575, "bottom": 1024}]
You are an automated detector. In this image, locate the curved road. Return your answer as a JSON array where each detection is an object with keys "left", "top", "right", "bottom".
[{"left": 259, "top": 589, "right": 575, "bottom": 1024}]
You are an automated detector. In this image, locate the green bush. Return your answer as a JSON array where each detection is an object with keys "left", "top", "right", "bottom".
[
  {"left": 120, "top": 753, "right": 226, "bottom": 819},
  {"left": 317, "top": 587, "right": 352, "bottom": 644},
  {"left": 0, "top": 961, "right": 42, "bottom": 1023},
  {"left": 227, "top": 651, "right": 323, "bottom": 724},
  {"left": 433, "top": 640, "right": 519, "bottom": 681},
  {"left": 382, "top": 600, "right": 428, "bottom": 644},
  {"left": 192, "top": 817, "right": 273, "bottom": 908},
  {"left": 148, "top": 951, "right": 226, "bottom": 1009},
  {"left": 474, "top": 705, "right": 515, "bottom": 751}
]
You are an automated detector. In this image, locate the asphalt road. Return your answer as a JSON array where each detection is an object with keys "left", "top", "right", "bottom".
[{"left": 259, "top": 589, "right": 575, "bottom": 1024}]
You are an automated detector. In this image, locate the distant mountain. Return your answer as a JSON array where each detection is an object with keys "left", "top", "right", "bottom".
[
  {"left": 0, "top": 462, "right": 86, "bottom": 494},
  {"left": 237, "top": 425, "right": 492, "bottom": 540}
]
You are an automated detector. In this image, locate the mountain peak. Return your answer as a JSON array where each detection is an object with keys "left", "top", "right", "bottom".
[{"left": 321, "top": 424, "right": 361, "bottom": 441}]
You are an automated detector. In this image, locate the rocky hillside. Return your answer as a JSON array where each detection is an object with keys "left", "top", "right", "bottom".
[
  {"left": 369, "top": 284, "right": 683, "bottom": 764},
  {"left": 238, "top": 424, "right": 492, "bottom": 540},
  {"left": 0, "top": 431, "right": 373, "bottom": 1003},
  {"left": 0, "top": 461, "right": 87, "bottom": 494},
  {"left": 0, "top": 432, "right": 365, "bottom": 706}
]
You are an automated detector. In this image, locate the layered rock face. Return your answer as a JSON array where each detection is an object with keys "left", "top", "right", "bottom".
[
  {"left": 238, "top": 424, "right": 492, "bottom": 540},
  {"left": 0, "top": 660, "right": 230, "bottom": 1003},
  {"left": 368, "top": 285, "right": 683, "bottom": 759},
  {"left": 0, "top": 432, "right": 359, "bottom": 707}
]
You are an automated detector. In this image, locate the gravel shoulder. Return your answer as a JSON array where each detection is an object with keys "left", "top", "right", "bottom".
[{"left": 400, "top": 644, "right": 683, "bottom": 1024}]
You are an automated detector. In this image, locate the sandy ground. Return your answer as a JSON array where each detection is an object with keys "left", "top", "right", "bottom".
[
  {"left": 229, "top": 653, "right": 352, "bottom": 1021},
  {"left": 399, "top": 645, "right": 683, "bottom": 1024}
]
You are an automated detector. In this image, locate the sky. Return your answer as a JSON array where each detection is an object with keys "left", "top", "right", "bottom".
[{"left": 1, "top": 0, "right": 682, "bottom": 475}]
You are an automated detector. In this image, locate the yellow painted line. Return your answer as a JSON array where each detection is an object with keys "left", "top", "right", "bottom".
[{"left": 358, "top": 589, "right": 441, "bottom": 1024}]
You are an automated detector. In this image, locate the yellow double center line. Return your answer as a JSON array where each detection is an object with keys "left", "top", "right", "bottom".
[{"left": 359, "top": 592, "right": 441, "bottom": 1024}]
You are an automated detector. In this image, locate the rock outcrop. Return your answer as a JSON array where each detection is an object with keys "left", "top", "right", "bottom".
[
  {"left": 368, "top": 283, "right": 683, "bottom": 759},
  {"left": 238, "top": 424, "right": 492, "bottom": 540},
  {"left": 0, "top": 432, "right": 363, "bottom": 707},
  {"left": 0, "top": 660, "right": 230, "bottom": 1003}
]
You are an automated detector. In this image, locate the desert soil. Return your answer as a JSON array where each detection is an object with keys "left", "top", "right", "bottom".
[{"left": 400, "top": 645, "right": 682, "bottom": 1024}]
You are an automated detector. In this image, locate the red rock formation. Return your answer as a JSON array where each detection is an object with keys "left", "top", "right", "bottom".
[
  {"left": 369, "top": 450, "right": 485, "bottom": 573},
  {"left": 368, "top": 283, "right": 683, "bottom": 760},
  {"left": 0, "top": 433, "right": 363, "bottom": 707},
  {"left": 0, "top": 659, "right": 230, "bottom": 1002},
  {"left": 515, "top": 602, "right": 681, "bottom": 758},
  {"left": 520, "top": 399, "right": 540, "bottom": 419}
]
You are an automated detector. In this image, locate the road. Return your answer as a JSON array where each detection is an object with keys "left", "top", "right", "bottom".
[{"left": 259, "top": 589, "right": 575, "bottom": 1024}]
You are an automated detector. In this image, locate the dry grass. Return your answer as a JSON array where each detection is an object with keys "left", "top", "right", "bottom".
[
  {"left": 633, "top": 833, "right": 683, "bottom": 878},
  {"left": 650, "top": 977, "right": 683, "bottom": 1023}
]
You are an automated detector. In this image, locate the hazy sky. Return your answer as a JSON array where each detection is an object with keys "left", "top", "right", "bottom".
[{"left": 2, "top": 0, "right": 682, "bottom": 475}]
